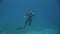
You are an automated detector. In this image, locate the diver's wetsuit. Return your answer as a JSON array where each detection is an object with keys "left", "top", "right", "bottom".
[
  {"left": 24, "top": 9, "right": 34, "bottom": 28},
  {"left": 24, "top": 16, "right": 32, "bottom": 28}
]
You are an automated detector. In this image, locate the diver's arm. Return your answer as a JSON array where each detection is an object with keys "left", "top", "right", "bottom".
[{"left": 24, "top": 13, "right": 29, "bottom": 17}]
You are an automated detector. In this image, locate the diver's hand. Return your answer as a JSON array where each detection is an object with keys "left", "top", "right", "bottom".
[
  {"left": 24, "top": 15, "right": 26, "bottom": 18},
  {"left": 24, "top": 14, "right": 28, "bottom": 18}
]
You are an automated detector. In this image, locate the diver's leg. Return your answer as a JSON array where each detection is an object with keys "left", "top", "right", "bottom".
[
  {"left": 29, "top": 17, "right": 32, "bottom": 26},
  {"left": 16, "top": 17, "right": 30, "bottom": 30},
  {"left": 24, "top": 17, "right": 30, "bottom": 28}
]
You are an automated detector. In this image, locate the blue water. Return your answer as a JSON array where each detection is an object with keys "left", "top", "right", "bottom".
[{"left": 0, "top": 0, "right": 60, "bottom": 34}]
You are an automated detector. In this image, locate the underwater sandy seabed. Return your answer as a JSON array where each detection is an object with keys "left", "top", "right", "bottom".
[
  {"left": 0, "top": 21, "right": 60, "bottom": 34},
  {"left": 0, "top": 25, "right": 60, "bottom": 34}
]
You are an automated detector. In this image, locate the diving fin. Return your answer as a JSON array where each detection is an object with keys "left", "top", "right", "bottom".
[{"left": 16, "top": 27, "right": 24, "bottom": 30}]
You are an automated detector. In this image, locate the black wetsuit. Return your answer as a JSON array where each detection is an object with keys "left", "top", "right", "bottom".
[{"left": 24, "top": 11, "right": 34, "bottom": 28}]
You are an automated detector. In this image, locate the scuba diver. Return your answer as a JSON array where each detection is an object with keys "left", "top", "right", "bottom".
[
  {"left": 24, "top": 9, "right": 35, "bottom": 28},
  {"left": 16, "top": 9, "right": 35, "bottom": 30}
]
